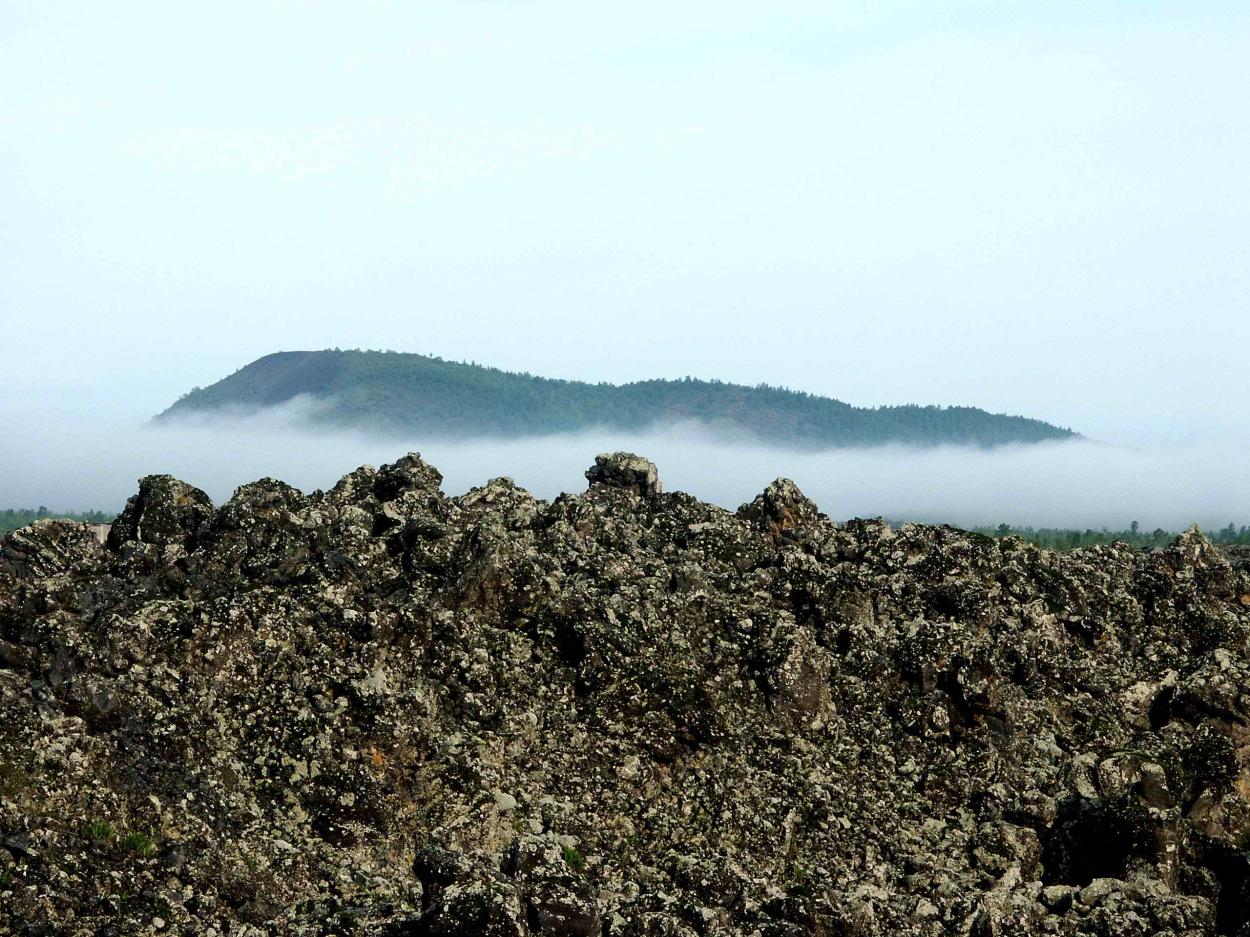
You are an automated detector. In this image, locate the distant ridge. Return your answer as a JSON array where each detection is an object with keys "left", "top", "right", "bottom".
[{"left": 156, "top": 349, "right": 1077, "bottom": 448}]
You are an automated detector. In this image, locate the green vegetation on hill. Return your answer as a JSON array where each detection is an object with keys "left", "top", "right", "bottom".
[
  {"left": 1, "top": 508, "right": 115, "bottom": 535},
  {"left": 157, "top": 349, "right": 1076, "bottom": 448}
]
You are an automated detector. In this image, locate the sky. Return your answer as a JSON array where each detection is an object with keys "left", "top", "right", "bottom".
[{"left": 2, "top": 2, "right": 1249, "bottom": 518}]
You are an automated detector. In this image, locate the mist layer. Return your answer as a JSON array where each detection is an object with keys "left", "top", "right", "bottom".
[{"left": 0, "top": 403, "right": 1242, "bottom": 532}]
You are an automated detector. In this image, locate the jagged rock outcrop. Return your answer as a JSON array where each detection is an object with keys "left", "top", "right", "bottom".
[
  {"left": 585, "top": 452, "right": 662, "bottom": 499},
  {"left": 2, "top": 452, "right": 1250, "bottom": 935},
  {"left": 106, "top": 473, "right": 214, "bottom": 556}
]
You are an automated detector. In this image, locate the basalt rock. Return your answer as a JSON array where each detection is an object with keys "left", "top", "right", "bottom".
[
  {"left": 585, "top": 452, "right": 662, "bottom": 498},
  {"left": 105, "top": 473, "right": 213, "bottom": 555},
  {"left": 2, "top": 453, "right": 1250, "bottom": 935},
  {"left": 737, "top": 476, "right": 822, "bottom": 544}
]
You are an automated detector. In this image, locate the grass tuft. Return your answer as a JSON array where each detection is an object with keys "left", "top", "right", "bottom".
[
  {"left": 561, "top": 844, "right": 586, "bottom": 872},
  {"left": 119, "top": 830, "right": 157, "bottom": 857},
  {"left": 85, "top": 819, "right": 117, "bottom": 842}
]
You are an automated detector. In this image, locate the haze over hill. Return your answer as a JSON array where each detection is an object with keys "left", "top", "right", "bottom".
[
  {"left": 5, "top": 2, "right": 1250, "bottom": 930},
  {"left": 157, "top": 350, "right": 1076, "bottom": 449},
  {"left": 4, "top": 2, "right": 1247, "bottom": 535}
]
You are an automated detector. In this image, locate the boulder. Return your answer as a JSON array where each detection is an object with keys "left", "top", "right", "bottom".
[
  {"left": 585, "top": 452, "right": 661, "bottom": 498},
  {"left": 105, "top": 474, "right": 212, "bottom": 553}
]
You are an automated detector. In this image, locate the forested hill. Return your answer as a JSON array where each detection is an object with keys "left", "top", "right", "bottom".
[{"left": 156, "top": 350, "right": 1077, "bottom": 448}]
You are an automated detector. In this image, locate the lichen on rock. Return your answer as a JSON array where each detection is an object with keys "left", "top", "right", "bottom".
[
  {"left": 585, "top": 452, "right": 662, "bottom": 498},
  {"left": 1, "top": 452, "right": 1249, "bottom": 935}
]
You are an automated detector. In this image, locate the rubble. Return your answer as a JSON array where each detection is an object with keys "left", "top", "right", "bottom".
[{"left": 2, "top": 452, "right": 1249, "bottom": 935}]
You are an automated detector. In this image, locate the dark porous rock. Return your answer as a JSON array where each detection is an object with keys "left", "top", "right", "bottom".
[
  {"left": 412, "top": 844, "right": 481, "bottom": 911},
  {"left": 408, "top": 879, "right": 526, "bottom": 937},
  {"left": 0, "top": 519, "right": 103, "bottom": 580},
  {"left": 0, "top": 639, "right": 33, "bottom": 672},
  {"left": 585, "top": 452, "right": 662, "bottom": 498},
  {"left": 105, "top": 473, "right": 213, "bottom": 554},
  {"left": 763, "top": 620, "right": 832, "bottom": 730},
  {"left": 2, "top": 452, "right": 1249, "bottom": 935},
  {"left": 737, "top": 477, "right": 822, "bottom": 542},
  {"left": 506, "top": 836, "right": 601, "bottom": 936},
  {"left": 525, "top": 880, "right": 600, "bottom": 936},
  {"left": 374, "top": 451, "right": 445, "bottom": 501}
]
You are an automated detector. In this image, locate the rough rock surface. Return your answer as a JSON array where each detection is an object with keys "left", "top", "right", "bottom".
[
  {"left": 3, "top": 452, "right": 1250, "bottom": 936},
  {"left": 585, "top": 453, "right": 662, "bottom": 499}
]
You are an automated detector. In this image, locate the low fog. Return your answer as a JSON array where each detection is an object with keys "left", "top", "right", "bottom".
[{"left": 4, "top": 404, "right": 1248, "bottom": 533}]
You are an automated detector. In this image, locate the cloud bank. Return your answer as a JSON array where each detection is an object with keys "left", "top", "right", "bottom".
[{"left": 2, "top": 404, "right": 1247, "bottom": 533}]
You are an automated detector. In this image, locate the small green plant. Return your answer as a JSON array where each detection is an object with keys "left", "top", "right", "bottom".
[
  {"left": 85, "top": 820, "right": 116, "bottom": 842},
  {"left": 119, "top": 830, "right": 157, "bottom": 857},
  {"left": 0, "top": 868, "right": 12, "bottom": 888},
  {"left": 561, "top": 844, "right": 586, "bottom": 872}
]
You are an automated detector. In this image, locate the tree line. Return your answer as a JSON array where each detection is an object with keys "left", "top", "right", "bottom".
[
  {"left": 971, "top": 522, "right": 1250, "bottom": 550},
  {"left": 158, "top": 349, "right": 1077, "bottom": 449},
  {"left": 1, "top": 508, "right": 116, "bottom": 535}
]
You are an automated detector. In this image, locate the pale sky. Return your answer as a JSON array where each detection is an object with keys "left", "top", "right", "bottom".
[{"left": 3, "top": 1, "right": 1248, "bottom": 447}]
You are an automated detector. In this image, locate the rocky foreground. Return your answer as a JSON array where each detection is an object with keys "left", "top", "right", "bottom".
[{"left": 2, "top": 453, "right": 1249, "bottom": 937}]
